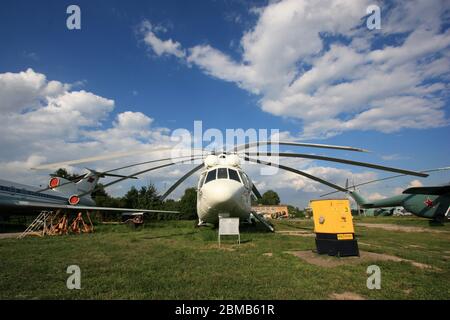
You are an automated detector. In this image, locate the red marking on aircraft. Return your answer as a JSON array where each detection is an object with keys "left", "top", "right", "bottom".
[{"left": 424, "top": 198, "right": 434, "bottom": 208}]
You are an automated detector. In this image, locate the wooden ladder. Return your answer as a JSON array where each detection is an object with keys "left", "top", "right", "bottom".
[{"left": 17, "top": 210, "right": 53, "bottom": 239}]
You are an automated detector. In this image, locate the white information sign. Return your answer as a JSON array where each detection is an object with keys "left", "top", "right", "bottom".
[{"left": 218, "top": 217, "right": 240, "bottom": 246}]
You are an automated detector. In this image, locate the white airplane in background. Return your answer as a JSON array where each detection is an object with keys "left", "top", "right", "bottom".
[
  {"left": 5, "top": 141, "right": 428, "bottom": 231},
  {"left": 0, "top": 169, "right": 178, "bottom": 215}
]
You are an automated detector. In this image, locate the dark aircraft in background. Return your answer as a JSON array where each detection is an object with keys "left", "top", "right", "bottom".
[
  {"left": 321, "top": 167, "right": 450, "bottom": 222},
  {"left": 350, "top": 185, "right": 450, "bottom": 222}
]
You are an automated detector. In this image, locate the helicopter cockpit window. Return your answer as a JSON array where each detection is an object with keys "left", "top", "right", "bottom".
[
  {"left": 228, "top": 169, "right": 241, "bottom": 183},
  {"left": 205, "top": 170, "right": 216, "bottom": 184},
  {"left": 217, "top": 168, "right": 228, "bottom": 179},
  {"left": 240, "top": 171, "right": 250, "bottom": 188},
  {"left": 199, "top": 173, "right": 206, "bottom": 188}
]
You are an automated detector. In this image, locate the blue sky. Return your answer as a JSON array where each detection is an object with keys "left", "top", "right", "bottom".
[{"left": 0, "top": 0, "right": 449, "bottom": 207}]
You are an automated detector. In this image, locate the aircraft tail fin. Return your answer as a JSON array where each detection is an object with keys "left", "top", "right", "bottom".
[
  {"left": 348, "top": 191, "right": 372, "bottom": 208},
  {"left": 74, "top": 170, "right": 101, "bottom": 195},
  {"left": 49, "top": 168, "right": 139, "bottom": 199}
]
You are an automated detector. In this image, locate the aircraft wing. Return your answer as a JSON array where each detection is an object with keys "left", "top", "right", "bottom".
[
  {"left": 2, "top": 200, "right": 179, "bottom": 214},
  {"left": 403, "top": 185, "right": 450, "bottom": 195}
]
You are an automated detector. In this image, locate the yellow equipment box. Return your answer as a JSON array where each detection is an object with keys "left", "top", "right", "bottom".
[{"left": 310, "top": 199, "right": 359, "bottom": 257}]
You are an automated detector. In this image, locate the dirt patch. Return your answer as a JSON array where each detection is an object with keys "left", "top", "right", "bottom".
[
  {"left": 406, "top": 244, "right": 425, "bottom": 249},
  {"left": 263, "top": 252, "right": 273, "bottom": 257},
  {"left": 356, "top": 223, "right": 449, "bottom": 234},
  {"left": 218, "top": 246, "right": 236, "bottom": 251},
  {"left": 330, "top": 292, "right": 366, "bottom": 300},
  {"left": 276, "top": 230, "right": 315, "bottom": 237},
  {"left": 358, "top": 241, "right": 382, "bottom": 248},
  {"left": 286, "top": 250, "right": 437, "bottom": 270},
  {"left": 203, "top": 244, "right": 236, "bottom": 251}
]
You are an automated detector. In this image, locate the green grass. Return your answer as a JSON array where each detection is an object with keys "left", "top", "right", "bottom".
[{"left": 0, "top": 217, "right": 449, "bottom": 299}]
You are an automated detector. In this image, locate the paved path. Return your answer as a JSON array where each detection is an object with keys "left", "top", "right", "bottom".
[
  {"left": 356, "top": 223, "right": 449, "bottom": 233},
  {"left": 0, "top": 232, "right": 21, "bottom": 239}
]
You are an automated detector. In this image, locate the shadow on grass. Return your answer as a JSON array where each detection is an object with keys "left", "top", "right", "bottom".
[
  {"left": 240, "top": 223, "right": 274, "bottom": 234},
  {"left": 275, "top": 221, "right": 313, "bottom": 231},
  {"left": 140, "top": 231, "right": 197, "bottom": 240},
  {"left": 428, "top": 220, "right": 446, "bottom": 227}
]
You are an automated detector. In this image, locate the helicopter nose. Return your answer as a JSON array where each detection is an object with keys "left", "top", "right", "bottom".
[
  {"left": 210, "top": 187, "right": 237, "bottom": 204},
  {"left": 202, "top": 181, "right": 243, "bottom": 210}
]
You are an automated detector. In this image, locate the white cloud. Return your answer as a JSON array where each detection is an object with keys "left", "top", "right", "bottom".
[
  {"left": 408, "top": 179, "right": 423, "bottom": 188},
  {"left": 0, "top": 69, "right": 185, "bottom": 197},
  {"left": 0, "top": 68, "right": 67, "bottom": 113},
  {"left": 367, "top": 192, "right": 385, "bottom": 201},
  {"left": 1, "top": 68, "right": 445, "bottom": 208},
  {"left": 141, "top": 0, "right": 450, "bottom": 139},
  {"left": 140, "top": 20, "right": 185, "bottom": 58}
]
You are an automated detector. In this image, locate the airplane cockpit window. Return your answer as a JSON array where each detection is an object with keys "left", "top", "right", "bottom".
[
  {"left": 228, "top": 169, "right": 241, "bottom": 183},
  {"left": 205, "top": 170, "right": 216, "bottom": 184},
  {"left": 217, "top": 168, "right": 228, "bottom": 179}
]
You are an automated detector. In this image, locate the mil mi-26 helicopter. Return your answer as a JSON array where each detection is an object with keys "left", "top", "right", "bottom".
[{"left": 33, "top": 141, "right": 429, "bottom": 231}]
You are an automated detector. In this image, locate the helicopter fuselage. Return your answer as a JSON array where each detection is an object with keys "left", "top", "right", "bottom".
[{"left": 196, "top": 155, "right": 253, "bottom": 225}]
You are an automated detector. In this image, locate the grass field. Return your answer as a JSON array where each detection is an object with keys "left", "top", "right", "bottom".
[{"left": 0, "top": 217, "right": 449, "bottom": 300}]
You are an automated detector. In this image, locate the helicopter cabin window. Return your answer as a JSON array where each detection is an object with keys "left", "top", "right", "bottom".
[
  {"left": 228, "top": 169, "right": 241, "bottom": 183},
  {"left": 217, "top": 168, "right": 228, "bottom": 179},
  {"left": 205, "top": 169, "right": 216, "bottom": 184}
]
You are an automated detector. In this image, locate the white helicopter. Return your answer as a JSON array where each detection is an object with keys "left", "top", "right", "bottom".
[{"left": 31, "top": 141, "right": 428, "bottom": 231}]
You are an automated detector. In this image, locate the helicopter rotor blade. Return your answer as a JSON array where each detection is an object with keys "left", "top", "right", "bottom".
[
  {"left": 34, "top": 140, "right": 366, "bottom": 170},
  {"left": 31, "top": 147, "right": 207, "bottom": 170},
  {"left": 77, "top": 156, "right": 204, "bottom": 198},
  {"left": 160, "top": 163, "right": 205, "bottom": 201},
  {"left": 245, "top": 152, "right": 428, "bottom": 178},
  {"left": 244, "top": 157, "right": 348, "bottom": 193},
  {"left": 36, "top": 153, "right": 206, "bottom": 193},
  {"left": 233, "top": 141, "right": 369, "bottom": 153},
  {"left": 90, "top": 153, "right": 206, "bottom": 175},
  {"left": 320, "top": 166, "right": 450, "bottom": 197}
]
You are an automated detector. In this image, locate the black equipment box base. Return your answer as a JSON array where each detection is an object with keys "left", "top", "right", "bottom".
[{"left": 315, "top": 233, "right": 359, "bottom": 257}]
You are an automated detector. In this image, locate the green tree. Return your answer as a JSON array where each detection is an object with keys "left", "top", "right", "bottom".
[
  {"left": 287, "top": 205, "right": 305, "bottom": 218},
  {"left": 92, "top": 183, "right": 111, "bottom": 206},
  {"left": 259, "top": 190, "right": 280, "bottom": 205},
  {"left": 52, "top": 168, "right": 80, "bottom": 180},
  {"left": 123, "top": 186, "right": 140, "bottom": 208},
  {"left": 162, "top": 199, "right": 180, "bottom": 211},
  {"left": 179, "top": 188, "right": 197, "bottom": 220},
  {"left": 137, "top": 184, "right": 162, "bottom": 210},
  {"left": 159, "top": 199, "right": 182, "bottom": 220}
]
